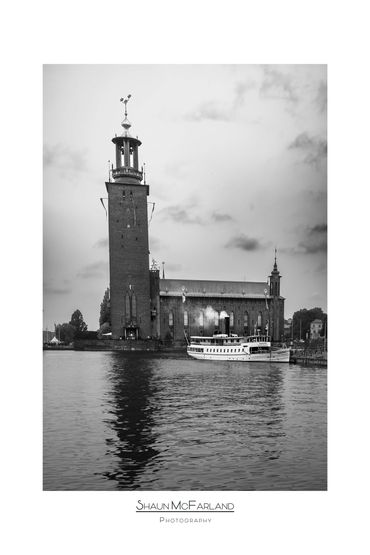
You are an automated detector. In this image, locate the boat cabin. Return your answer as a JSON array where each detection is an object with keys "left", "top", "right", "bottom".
[
  {"left": 245, "top": 335, "right": 271, "bottom": 344},
  {"left": 190, "top": 334, "right": 244, "bottom": 346}
]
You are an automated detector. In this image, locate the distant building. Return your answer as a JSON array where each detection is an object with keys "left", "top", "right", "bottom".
[
  {"left": 105, "top": 100, "right": 285, "bottom": 343},
  {"left": 310, "top": 319, "right": 323, "bottom": 339}
]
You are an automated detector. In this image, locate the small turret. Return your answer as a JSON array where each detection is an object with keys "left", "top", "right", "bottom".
[{"left": 269, "top": 248, "right": 281, "bottom": 297}]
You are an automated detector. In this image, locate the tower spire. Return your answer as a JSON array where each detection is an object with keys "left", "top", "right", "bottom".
[
  {"left": 273, "top": 247, "right": 278, "bottom": 271},
  {"left": 119, "top": 94, "right": 132, "bottom": 136},
  {"left": 120, "top": 94, "right": 132, "bottom": 118}
]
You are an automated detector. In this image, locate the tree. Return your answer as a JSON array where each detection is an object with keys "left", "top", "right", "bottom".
[
  {"left": 69, "top": 309, "right": 88, "bottom": 333},
  {"left": 292, "top": 307, "right": 327, "bottom": 341},
  {"left": 99, "top": 288, "right": 111, "bottom": 326},
  {"left": 97, "top": 321, "right": 111, "bottom": 338},
  {"left": 55, "top": 323, "right": 76, "bottom": 344}
]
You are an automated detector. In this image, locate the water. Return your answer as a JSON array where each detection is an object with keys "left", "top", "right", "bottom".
[{"left": 43, "top": 351, "right": 327, "bottom": 490}]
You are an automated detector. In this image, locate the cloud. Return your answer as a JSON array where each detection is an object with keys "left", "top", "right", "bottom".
[
  {"left": 282, "top": 223, "right": 327, "bottom": 255},
  {"left": 225, "top": 234, "right": 265, "bottom": 251},
  {"left": 184, "top": 100, "right": 230, "bottom": 122},
  {"left": 233, "top": 80, "right": 256, "bottom": 109},
  {"left": 316, "top": 80, "right": 327, "bottom": 113},
  {"left": 44, "top": 284, "right": 71, "bottom": 295},
  {"left": 93, "top": 237, "right": 108, "bottom": 248},
  {"left": 44, "top": 143, "right": 88, "bottom": 173},
  {"left": 309, "top": 223, "right": 327, "bottom": 234},
  {"left": 77, "top": 260, "right": 108, "bottom": 279},
  {"left": 260, "top": 66, "right": 299, "bottom": 103},
  {"left": 186, "top": 66, "right": 300, "bottom": 122},
  {"left": 211, "top": 211, "right": 233, "bottom": 222},
  {"left": 289, "top": 132, "right": 327, "bottom": 166},
  {"left": 185, "top": 80, "right": 256, "bottom": 122},
  {"left": 299, "top": 222, "right": 327, "bottom": 254},
  {"left": 298, "top": 240, "right": 327, "bottom": 254},
  {"left": 44, "top": 279, "right": 72, "bottom": 295},
  {"left": 160, "top": 204, "right": 205, "bottom": 225}
]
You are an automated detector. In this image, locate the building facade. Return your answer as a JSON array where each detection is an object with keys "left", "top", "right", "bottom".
[
  {"left": 106, "top": 103, "right": 285, "bottom": 343},
  {"left": 310, "top": 319, "right": 323, "bottom": 340}
]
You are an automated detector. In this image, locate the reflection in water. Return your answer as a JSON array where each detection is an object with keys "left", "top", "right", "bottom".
[
  {"left": 243, "top": 366, "right": 286, "bottom": 463},
  {"left": 101, "top": 354, "right": 160, "bottom": 489},
  {"left": 44, "top": 352, "right": 327, "bottom": 490}
]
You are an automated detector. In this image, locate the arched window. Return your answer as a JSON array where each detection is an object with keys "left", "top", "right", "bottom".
[
  {"left": 230, "top": 311, "right": 234, "bottom": 328},
  {"left": 244, "top": 311, "right": 249, "bottom": 331},
  {"left": 199, "top": 311, "right": 204, "bottom": 328},
  {"left": 184, "top": 310, "right": 188, "bottom": 327},
  {"left": 214, "top": 311, "right": 219, "bottom": 327},
  {"left": 257, "top": 312, "right": 262, "bottom": 329},
  {"left": 125, "top": 294, "right": 130, "bottom": 322},
  {"left": 132, "top": 294, "right": 137, "bottom": 319},
  {"left": 169, "top": 311, "right": 174, "bottom": 327}
]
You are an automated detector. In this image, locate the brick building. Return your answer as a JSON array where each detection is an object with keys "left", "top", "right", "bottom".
[{"left": 106, "top": 100, "right": 285, "bottom": 343}]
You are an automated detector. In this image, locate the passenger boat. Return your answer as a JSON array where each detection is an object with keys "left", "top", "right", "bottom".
[{"left": 187, "top": 334, "right": 290, "bottom": 362}]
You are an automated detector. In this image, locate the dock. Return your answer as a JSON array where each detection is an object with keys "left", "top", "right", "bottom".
[{"left": 290, "top": 350, "right": 327, "bottom": 367}]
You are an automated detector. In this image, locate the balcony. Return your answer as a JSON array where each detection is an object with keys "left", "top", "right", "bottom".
[{"left": 112, "top": 167, "right": 143, "bottom": 181}]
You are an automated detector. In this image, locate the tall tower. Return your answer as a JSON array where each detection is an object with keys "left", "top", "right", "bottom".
[
  {"left": 269, "top": 249, "right": 284, "bottom": 342},
  {"left": 106, "top": 97, "right": 151, "bottom": 339}
]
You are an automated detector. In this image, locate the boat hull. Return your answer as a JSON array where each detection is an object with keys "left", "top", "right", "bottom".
[{"left": 187, "top": 348, "right": 290, "bottom": 363}]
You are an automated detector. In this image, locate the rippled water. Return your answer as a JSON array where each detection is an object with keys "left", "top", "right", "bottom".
[{"left": 43, "top": 351, "right": 327, "bottom": 490}]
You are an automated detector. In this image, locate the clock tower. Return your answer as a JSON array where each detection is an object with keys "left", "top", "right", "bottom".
[{"left": 106, "top": 97, "right": 151, "bottom": 339}]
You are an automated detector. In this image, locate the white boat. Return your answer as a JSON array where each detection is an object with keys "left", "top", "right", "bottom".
[{"left": 187, "top": 334, "right": 290, "bottom": 362}]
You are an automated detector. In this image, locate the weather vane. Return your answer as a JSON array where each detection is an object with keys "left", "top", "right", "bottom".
[{"left": 120, "top": 94, "right": 132, "bottom": 118}]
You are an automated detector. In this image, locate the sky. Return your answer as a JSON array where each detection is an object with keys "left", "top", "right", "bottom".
[{"left": 43, "top": 64, "right": 327, "bottom": 330}]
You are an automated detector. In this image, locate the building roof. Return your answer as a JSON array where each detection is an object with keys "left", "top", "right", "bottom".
[
  {"left": 159, "top": 279, "right": 272, "bottom": 299},
  {"left": 311, "top": 319, "right": 323, "bottom": 325}
]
